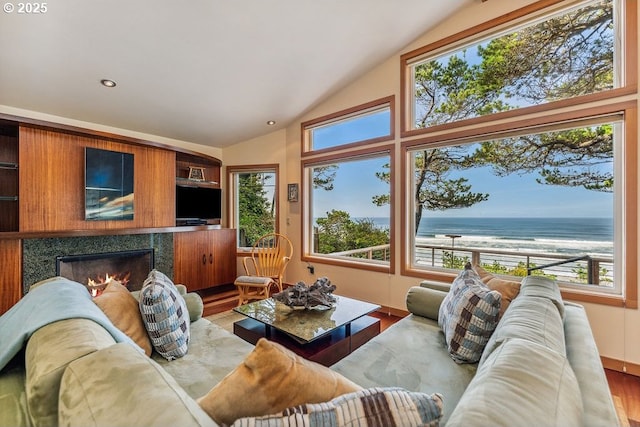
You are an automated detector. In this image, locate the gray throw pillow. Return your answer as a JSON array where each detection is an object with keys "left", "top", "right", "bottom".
[
  {"left": 139, "top": 269, "right": 190, "bottom": 360},
  {"left": 438, "top": 263, "right": 501, "bottom": 364}
]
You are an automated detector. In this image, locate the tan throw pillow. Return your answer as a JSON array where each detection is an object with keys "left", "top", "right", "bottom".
[
  {"left": 473, "top": 264, "right": 521, "bottom": 319},
  {"left": 94, "top": 281, "right": 152, "bottom": 356},
  {"left": 197, "top": 338, "right": 362, "bottom": 426}
]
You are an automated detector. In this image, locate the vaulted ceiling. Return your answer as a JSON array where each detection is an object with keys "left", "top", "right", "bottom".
[{"left": 0, "top": 1, "right": 472, "bottom": 147}]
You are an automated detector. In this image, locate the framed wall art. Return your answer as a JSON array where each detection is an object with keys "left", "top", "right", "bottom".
[
  {"left": 85, "top": 147, "right": 134, "bottom": 220},
  {"left": 287, "top": 183, "right": 299, "bottom": 202}
]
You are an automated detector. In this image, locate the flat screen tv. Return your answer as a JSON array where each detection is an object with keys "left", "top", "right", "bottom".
[{"left": 176, "top": 185, "right": 222, "bottom": 223}]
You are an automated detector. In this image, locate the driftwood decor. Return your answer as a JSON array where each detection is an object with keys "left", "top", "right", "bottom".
[{"left": 273, "top": 277, "right": 336, "bottom": 309}]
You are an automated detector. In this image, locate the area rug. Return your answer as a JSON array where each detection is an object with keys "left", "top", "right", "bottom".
[{"left": 205, "top": 310, "right": 245, "bottom": 333}]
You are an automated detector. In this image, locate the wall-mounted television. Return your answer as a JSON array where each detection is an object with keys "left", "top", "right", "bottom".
[{"left": 176, "top": 185, "right": 222, "bottom": 224}]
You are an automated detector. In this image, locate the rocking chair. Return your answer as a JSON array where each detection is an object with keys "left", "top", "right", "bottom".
[{"left": 234, "top": 233, "right": 293, "bottom": 306}]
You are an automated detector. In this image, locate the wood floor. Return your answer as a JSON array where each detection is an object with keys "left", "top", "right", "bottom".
[{"left": 202, "top": 290, "right": 640, "bottom": 425}]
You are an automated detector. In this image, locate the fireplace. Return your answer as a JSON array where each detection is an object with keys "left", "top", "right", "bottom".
[{"left": 56, "top": 249, "right": 154, "bottom": 296}]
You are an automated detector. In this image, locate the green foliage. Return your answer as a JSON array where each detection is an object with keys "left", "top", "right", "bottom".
[
  {"left": 315, "top": 210, "right": 389, "bottom": 259},
  {"left": 480, "top": 261, "right": 555, "bottom": 280},
  {"left": 572, "top": 265, "right": 612, "bottom": 284},
  {"left": 312, "top": 165, "right": 338, "bottom": 191},
  {"left": 442, "top": 251, "right": 469, "bottom": 270},
  {"left": 415, "top": 1, "right": 613, "bottom": 127},
  {"left": 238, "top": 173, "right": 274, "bottom": 246}
]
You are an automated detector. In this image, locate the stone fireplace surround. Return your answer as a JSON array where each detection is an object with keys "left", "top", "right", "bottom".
[{"left": 22, "top": 233, "right": 173, "bottom": 295}]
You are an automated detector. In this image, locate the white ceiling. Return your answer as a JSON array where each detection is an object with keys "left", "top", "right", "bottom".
[{"left": 0, "top": 1, "right": 471, "bottom": 148}]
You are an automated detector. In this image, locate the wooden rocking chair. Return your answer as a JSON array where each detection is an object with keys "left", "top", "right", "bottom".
[{"left": 234, "top": 233, "right": 293, "bottom": 305}]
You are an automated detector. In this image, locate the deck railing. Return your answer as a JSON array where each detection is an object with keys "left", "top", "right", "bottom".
[{"left": 318, "top": 242, "right": 614, "bottom": 287}]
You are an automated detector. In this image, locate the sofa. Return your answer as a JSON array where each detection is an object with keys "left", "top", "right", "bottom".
[
  {"left": 332, "top": 272, "right": 621, "bottom": 426},
  {"left": 0, "top": 269, "right": 620, "bottom": 427}
]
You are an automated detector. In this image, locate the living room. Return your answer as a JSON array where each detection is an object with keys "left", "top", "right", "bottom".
[{"left": 1, "top": 0, "right": 639, "bottom": 425}]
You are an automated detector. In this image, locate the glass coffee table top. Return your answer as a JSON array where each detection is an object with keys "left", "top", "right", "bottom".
[{"left": 234, "top": 295, "right": 380, "bottom": 343}]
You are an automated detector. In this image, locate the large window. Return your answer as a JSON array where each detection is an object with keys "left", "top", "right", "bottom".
[
  {"left": 302, "top": 96, "right": 394, "bottom": 155},
  {"left": 302, "top": 98, "right": 395, "bottom": 271},
  {"left": 400, "top": 0, "right": 636, "bottom": 306},
  {"left": 402, "top": 0, "right": 632, "bottom": 137},
  {"left": 303, "top": 147, "right": 393, "bottom": 271},
  {"left": 405, "top": 117, "right": 622, "bottom": 295},
  {"left": 227, "top": 165, "right": 278, "bottom": 248}
]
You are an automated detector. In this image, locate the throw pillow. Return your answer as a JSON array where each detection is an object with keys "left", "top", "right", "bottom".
[
  {"left": 230, "top": 387, "right": 444, "bottom": 427},
  {"left": 438, "top": 263, "right": 501, "bottom": 364},
  {"left": 139, "top": 269, "right": 190, "bottom": 360},
  {"left": 197, "top": 338, "right": 362, "bottom": 426},
  {"left": 473, "top": 264, "right": 521, "bottom": 319},
  {"left": 94, "top": 280, "right": 153, "bottom": 356}
]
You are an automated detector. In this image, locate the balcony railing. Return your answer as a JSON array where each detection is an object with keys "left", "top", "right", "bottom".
[{"left": 318, "top": 242, "right": 614, "bottom": 287}]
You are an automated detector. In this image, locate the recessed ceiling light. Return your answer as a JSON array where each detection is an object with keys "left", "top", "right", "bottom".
[
  {"left": 266, "top": 120, "right": 276, "bottom": 125},
  {"left": 100, "top": 79, "right": 117, "bottom": 88}
]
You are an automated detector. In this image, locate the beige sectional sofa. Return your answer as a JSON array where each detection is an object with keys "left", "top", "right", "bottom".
[
  {"left": 0, "top": 273, "right": 620, "bottom": 427},
  {"left": 333, "top": 275, "right": 620, "bottom": 426}
]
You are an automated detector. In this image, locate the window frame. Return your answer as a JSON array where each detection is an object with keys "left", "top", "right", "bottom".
[
  {"left": 400, "top": 102, "right": 637, "bottom": 308},
  {"left": 398, "top": 0, "right": 638, "bottom": 308},
  {"left": 399, "top": 0, "right": 637, "bottom": 139},
  {"left": 301, "top": 96, "right": 395, "bottom": 156},
  {"left": 301, "top": 144, "right": 396, "bottom": 273},
  {"left": 226, "top": 164, "right": 280, "bottom": 250}
]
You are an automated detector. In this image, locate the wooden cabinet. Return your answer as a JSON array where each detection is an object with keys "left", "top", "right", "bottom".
[
  {"left": 0, "top": 239, "right": 22, "bottom": 314},
  {"left": 173, "top": 229, "right": 236, "bottom": 291}
]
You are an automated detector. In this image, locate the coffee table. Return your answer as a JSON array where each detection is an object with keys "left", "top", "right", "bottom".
[{"left": 233, "top": 295, "right": 381, "bottom": 366}]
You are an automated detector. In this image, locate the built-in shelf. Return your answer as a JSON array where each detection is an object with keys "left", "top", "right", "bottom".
[
  {"left": 176, "top": 177, "right": 219, "bottom": 186},
  {"left": 0, "top": 162, "right": 18, "bottom": 170},
  {"left": 0, "top": 121, "right": 19, "bottom": 232}
]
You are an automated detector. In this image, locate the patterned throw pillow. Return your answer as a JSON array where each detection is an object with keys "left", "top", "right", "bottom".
[
  {"left": 438, "top": 263, "right": 501, "bottom": 364},
  {"left": 230, "top": 387, "right": 444, "bottom": 427},
  {"left": 139, "top": 270, "right": 190, "bottom": 360}
]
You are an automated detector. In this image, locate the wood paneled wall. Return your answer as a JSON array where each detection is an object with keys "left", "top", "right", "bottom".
[{"left": 19, "top": 126, "right": 176, "bottom": 231}]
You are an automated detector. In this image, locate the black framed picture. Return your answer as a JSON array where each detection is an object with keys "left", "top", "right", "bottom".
[
  {"left": 287, "top": 183, "right": 299, "bottom": 202},
  {"left": 85, "top": 147, "right": 134, "bottom": 220}
]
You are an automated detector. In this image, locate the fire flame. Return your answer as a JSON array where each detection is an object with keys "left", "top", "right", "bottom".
[{"left": 87, "top": 272, "right": 131, "bottom": 297}]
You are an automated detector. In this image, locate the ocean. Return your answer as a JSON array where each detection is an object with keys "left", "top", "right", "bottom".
[{"left": 367, "top": 217, "right": 614, "bottom": 258}]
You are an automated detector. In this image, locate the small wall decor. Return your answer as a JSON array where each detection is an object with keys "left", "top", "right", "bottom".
[
  {"left": 287, "top": 183, "right": 299, "bottom": 202},
  {"left": 188, "top": 166, "right": 205, "bottom": 181},
  {"left": 85, "top": 147, "right": 134, "bottom": 221}
]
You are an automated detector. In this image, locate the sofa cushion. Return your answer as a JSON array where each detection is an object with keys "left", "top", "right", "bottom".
[
  {"left": 94, "top": 281, "right": 152, "bottom": 356},
  {"left": 197, "top": 338, "right": 362, "bottom": 426},
  {"left": 331, "top": 313, "right": 476, "bottom": 425},
  {"left": 58, "top": 343, "right": 218, "bottom": 427},
  {"left": 139, "top": 269, "right": 190, "bottom": 360},
  {"left": 519, "top": 275, "right": 565, "bottom": 317},
  {"left": 479, "top": 293, "right": 566, "bottom": 366},
  {"left": 472, "top": 264, "right": 521, "bottom": 318},
  {"left": 438, "top": 263, "right": 501, "bottom": 363},
  {"left": 25, "top": 318, "right": 116, "bottom": 427},
  {"left": 406, "top": 286, "right": 448, "bottom": 320},
  {"left": 230, "top": 387, "right": 444, "bottom": 427},
  {"left": 151, "top": 318, "right": 255, "bottom": 399},
  {"left": 563, "top": 303, "right": 620, "bottom": 427},
  {"left": 447, "top": 338, "right": 583, "bottom": 427},
  {"left": 0, "top": 359, "right": 29, "bottom": 427}
]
